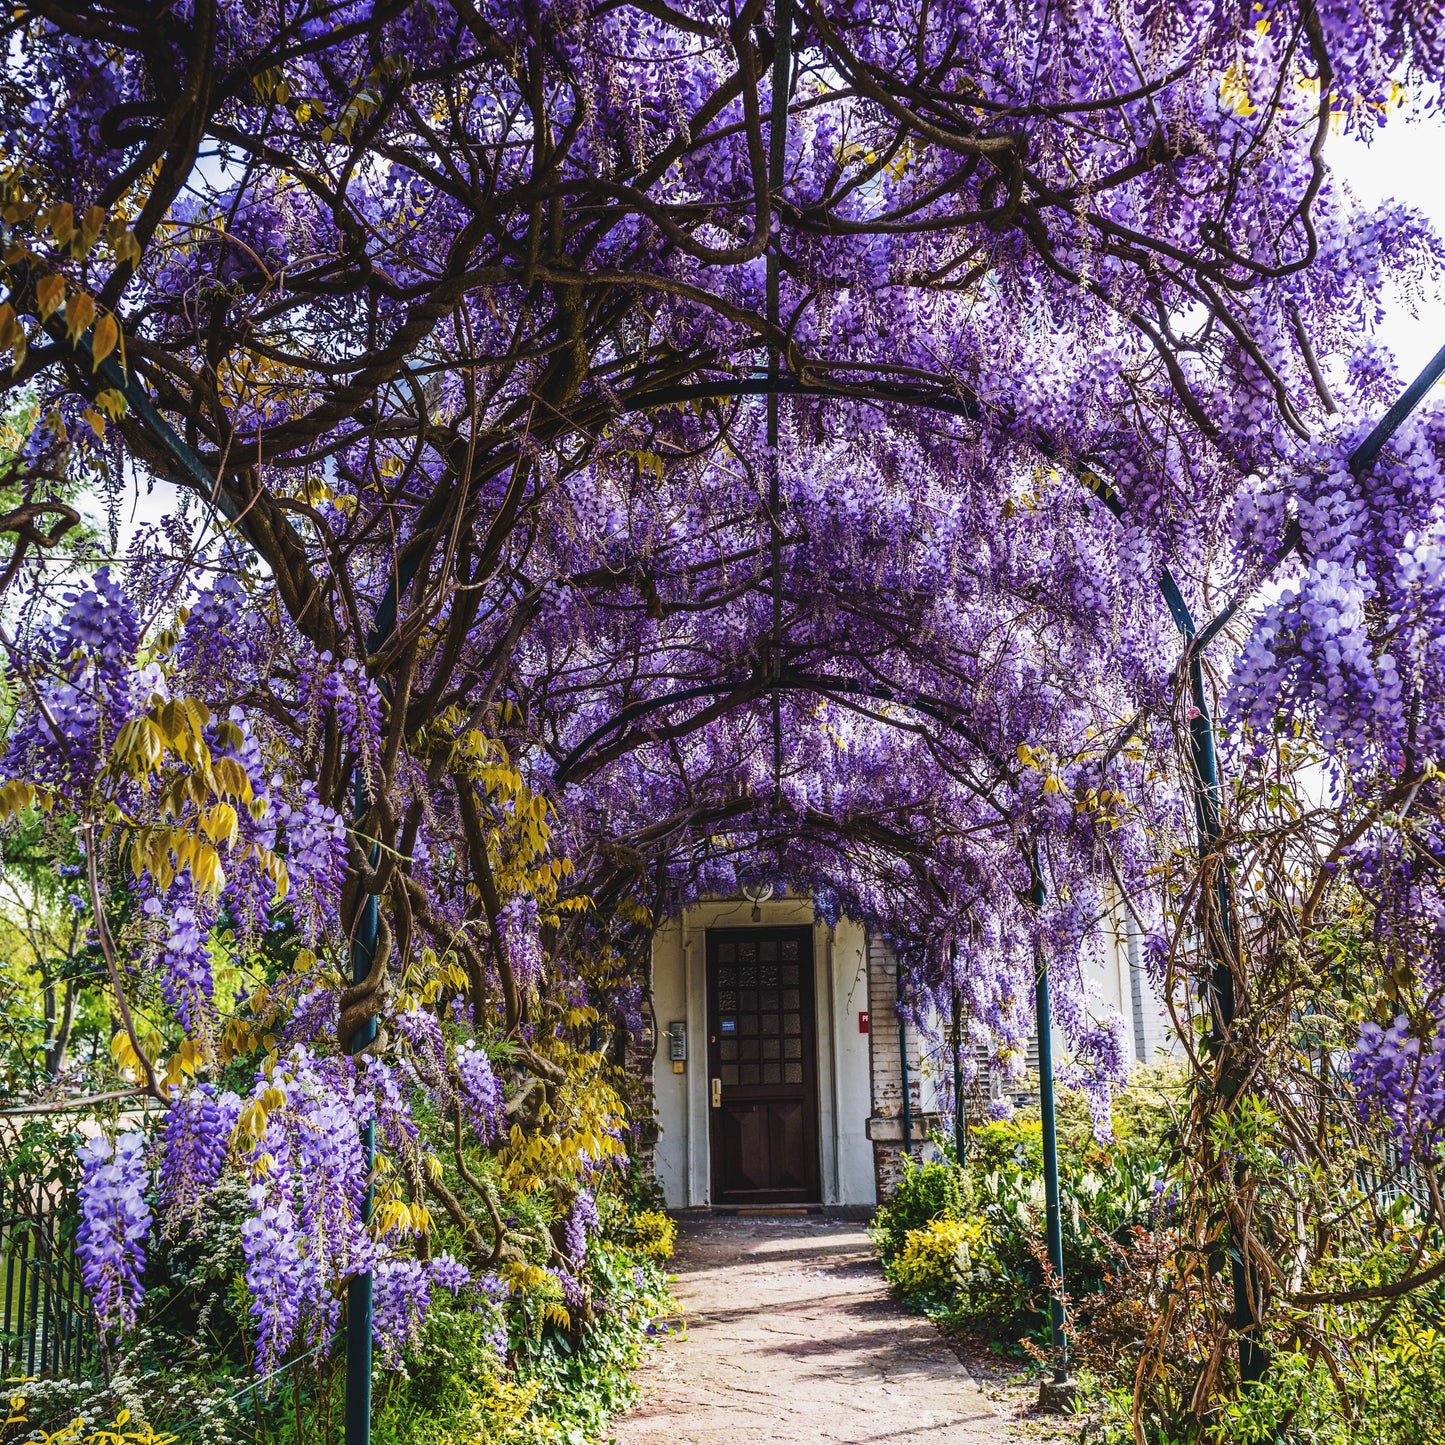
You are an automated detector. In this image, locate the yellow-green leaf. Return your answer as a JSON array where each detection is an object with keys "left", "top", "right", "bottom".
[
  {"left": 91, "top": 313, "right": 119, "bottom": 368},
  {"left": 35, "top": 273, "right": 65, "bottom": 322},
  {"left": 64, "top": 291, "right": 95, "bottom": 343}
]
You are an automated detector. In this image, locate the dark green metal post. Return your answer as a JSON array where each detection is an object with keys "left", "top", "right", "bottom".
[
  {"left": 345, "top": 886, "right": 379, "bottom": 1445},
  {"left": 952, "top": 964, "right": 966, "bottom": 1166},
  {"left": 1032, "top": 873, "right": 1067, "bottom": 1382}
]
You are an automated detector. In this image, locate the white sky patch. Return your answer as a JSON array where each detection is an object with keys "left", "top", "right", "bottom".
[{"left": 1332, "top": 118, "right": 1445, "bottom": 376}]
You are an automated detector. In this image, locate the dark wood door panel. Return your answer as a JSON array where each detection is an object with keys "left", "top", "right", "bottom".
[
  {"left": 768, "top": 1099, "right": 807, "bottom": 1192},
  {"left": 707, "top": 926, "right": 820, "bottom": 1204}
]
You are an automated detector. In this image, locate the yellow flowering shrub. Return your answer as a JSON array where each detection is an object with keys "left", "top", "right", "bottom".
[
  {"left": 630, "top": 1209, "right": 676, "bottom": 1261},
  {"left": 888, "top": 1216, "right": 989, "bottom": 1296}
]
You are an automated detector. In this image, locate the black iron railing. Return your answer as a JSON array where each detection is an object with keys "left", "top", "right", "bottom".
[{"left": 1, "top": 1173, "right": 97, "bottom": 1380}]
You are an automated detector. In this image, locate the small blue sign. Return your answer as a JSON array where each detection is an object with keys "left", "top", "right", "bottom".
[{"left": 720, "top": 1018, "right": 737, "bottom": 1034}]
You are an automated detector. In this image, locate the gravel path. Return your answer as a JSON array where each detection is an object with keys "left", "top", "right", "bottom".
[{"left": 611, "top": 1214, "right": 1004, "bottom": 1445}]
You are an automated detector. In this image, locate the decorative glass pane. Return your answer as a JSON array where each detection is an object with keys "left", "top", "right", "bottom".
[
  {"left": 784, "top": 1063, "right": 803, "bottom": 1084},
  {"left": 722, "top": 1064, "right": 739, "bottom": 1085},
  {"left": 784, "top": 1038, "right": 803, "bottom": 1060},
  {"left": 740, "top": 1015, "right": 758, "bottom": 1035},
  {"left": 783, "top": 1013, "right": 801, "bottom": 1035},
  {"left": 720, "top": 1040, "right": 738, "bottom": 1061},
  {"left": 760, "top": 989, "right": 780, "bottom": 1012},
  {"left": 760, "top": 964, "right": 779, "bottom": 988},
  {"left": 761, "top": 1038, "right": 781, "bottom": 1061},
  {"left": 782, "top": 989, "right": 800, "bottom": 1010},
  {"left": 759, "top": 941, "right": 777, "bottom": 962},
  {"left": 739, "top": 990, "right": 758, "bottom": 1012},
  {"left": 762, "top": 1062, "right": 782, "bottom": 1085},
  {"left": 738, "top": 942, "right": 757, "bottom": 963},
  {"left": 718, "top": 943, "right": 735, "bottom": 964},
  {"left": 760, "top": 1014, "right": 780, "bottom": 1036},
  {"left": 781, "top": 964, "right": 800, "bottom": 986},
  {"left": 739, "top": 965, "right": 758, "bottom": 987},
  {"left": 718, "top": 967, "right": 737, "bottom": 989},
  {"left": 740, "top": 1038, "right": 759, "bottom": 1061},
  {"left": 740, "top": 1063, "right": 760, "bottom": 1085},
  {"left": 717, "top": 989, "right": 738, "bottom": 1011}
]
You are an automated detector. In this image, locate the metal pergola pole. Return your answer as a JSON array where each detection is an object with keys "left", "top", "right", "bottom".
[
  {"left": 345, "top": 884, "right": 379, "bottom": 1445},
  {"left": 1031, "top": 868, "right": 1068, "bottom": 1387},
  {"left": 951, "top": 945, "right": 966, "bottom": 1166}
]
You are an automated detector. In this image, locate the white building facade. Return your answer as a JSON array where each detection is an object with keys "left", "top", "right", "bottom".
[{"left": 646, "top": 895, "right": 1178, "bottom": 1210}]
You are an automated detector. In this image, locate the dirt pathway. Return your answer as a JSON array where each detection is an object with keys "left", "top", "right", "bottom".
[{"left": 611, "top": 1214, "right": 1005, "bottom": 1445}]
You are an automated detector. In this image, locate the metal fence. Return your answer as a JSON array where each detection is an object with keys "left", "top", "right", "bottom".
[{"left": 1, "top": 1173, "right": 97, "bottom": 1380}]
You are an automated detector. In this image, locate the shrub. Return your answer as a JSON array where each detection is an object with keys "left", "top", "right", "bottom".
[
  {"left": 871, "top": 1155, "right": 968, "bottom": 1262},
  {"left": 629, "top": 1210, "right": 676, "bottom": 1261},
  {"left": 887, "top": 1217, "right": 989, "bottom": 1302},
  {"left": 872, "top": 1081, "right": 1170, "bottom": 1350}
]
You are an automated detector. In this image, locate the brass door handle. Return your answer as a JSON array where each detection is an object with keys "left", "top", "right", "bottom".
[{"left": 711, "top": 1077, "right": 722, "bottom": 1108}]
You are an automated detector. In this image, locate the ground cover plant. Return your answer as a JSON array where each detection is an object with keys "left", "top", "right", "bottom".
[{"left": 4, "top": 0, "right": 1445, "bottom": 1438}]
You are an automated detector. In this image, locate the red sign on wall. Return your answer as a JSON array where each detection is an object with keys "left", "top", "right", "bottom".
[{"left": 858, "top": 1011, "right": 870, "bottom": 1034}]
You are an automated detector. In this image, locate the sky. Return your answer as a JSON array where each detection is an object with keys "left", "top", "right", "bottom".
[{"left": 1333, "top": 117, "right": 1445, "bottom": 376}]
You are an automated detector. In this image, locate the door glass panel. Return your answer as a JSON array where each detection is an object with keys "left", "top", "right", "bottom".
[
  {"left": 740, "top": 1063, "right": 759, "bottom": 1085},
  {"left": 738, "top": 942, "right": 757, "bottom": 963},
  {"left": 784, "top": 1038, "right": 802, "bottom": 1059},
  {"left": 739, "top": 964, "right": 758, "bottom": 987},
  {"left": 762, "top": 1062, "right": 781, "bottom": 1084},
  {"left": 740, "top": 1038, "right": 759, "bottom": 1061},
  {"left": 781, "top": 940, "right": 799, "bottom": 961},
  {"left": 760, "top": 964, "right": 779, "bottom": 988},
  {"left": 784, "top": 1063, "right": 803, "bottom": 1083},
  {"left": 720, "top": 1040, "right": 738, "bottom": 1061},
  {"left": 759, "top": 941, "right": 777, "bottom": 962},
  {"left": 783, "top": 1013, "right": 801, "bottom": 1035},
  {"left": 783, "top": 989, "right": 800, "bottom": 1010},
  {"left": 760, "top": 1014, "right": 780, "bottom": 1035},
  {"left": 718, "top": 989, "right": 738, "bottom": 1011},
  {"left": 760, "top": 989, "right": 780, "bottom": 1011},
  {"left": 722, "top": 1064, "right": 739, "bottom": 1085},
  {"left": 740, "top": 989, "right": 758, "bottom": 1012},
  {"left": 761, "top": 1038, "right": 781, "bottom": 1061},
  {"left": 740, "top": 1016, "right": 758, "bottom": 1035},
  {"left": 718, "top": 967, "right": 738, "bottom": 989},
  {"left": 781, "top": 964, "right": 800, "bottom": 986}
]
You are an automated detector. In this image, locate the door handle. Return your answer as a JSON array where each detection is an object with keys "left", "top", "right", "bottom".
[{"left": 711, "top": 1077, "right": 722, "bottom": 1109}]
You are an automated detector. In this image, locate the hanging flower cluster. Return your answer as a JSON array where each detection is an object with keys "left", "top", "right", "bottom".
[{"left": 76, "top": 1132, "right": 153, "bottom": 1333}]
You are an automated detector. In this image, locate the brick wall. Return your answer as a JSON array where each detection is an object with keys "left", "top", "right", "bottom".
[{"left": 865, "top": 935, "right": 929, "bottom": 1199}]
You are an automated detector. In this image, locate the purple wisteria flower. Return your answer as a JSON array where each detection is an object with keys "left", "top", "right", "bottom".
[
  {"left": 159, "top": 1085, "right": 240, "bottom": 1231},
  {"left": 457, "top": 1043, "right": 504, "bottom": 1143},
  {"left": 373, "top": 1258, "right": 431, "bottom": 1368},
  {"left": 428, "top": 1252, "right": 470, "bottom": 1294},
  {"left": 76, "top": 1131, "right": 153, "bottom": 1332},
  {"left": 1353, "top": 1015, "right": 1445, "bottom": 1159},
  {"left": 564, "top": 1187, "right": 599, "bottom": 1263},
  {"left": 498, "top": 896, "right": 543, "bottom": 991},
  {"left": 148, "top": 894, "right": 215, "bottom": 1035}
]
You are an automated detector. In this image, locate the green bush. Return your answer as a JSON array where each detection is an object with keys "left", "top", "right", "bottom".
[
  {"left": 872, "top": 1078, "right": 1170, "bottom": 1349},
  {"left": 871, "top": 1155, "right": 969, "bottom": 1262},
  {"left": 885, "top": 1217, "right": 991, "bottom": 1310}
]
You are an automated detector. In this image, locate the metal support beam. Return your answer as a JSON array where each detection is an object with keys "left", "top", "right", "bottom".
[
  {"left": 951, "top": 960, "right": 966, "bottom": 1166},
  {"left": 345, "top": 887, "right": 378, "bottom": 1445},
  {"left": 1032, "top": 871, "right": 1067, "bottom": 1383}
]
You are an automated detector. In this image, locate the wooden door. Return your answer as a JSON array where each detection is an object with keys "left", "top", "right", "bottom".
[{"left": 707, "top": 926, "right": 820, "bottom": 1205}]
